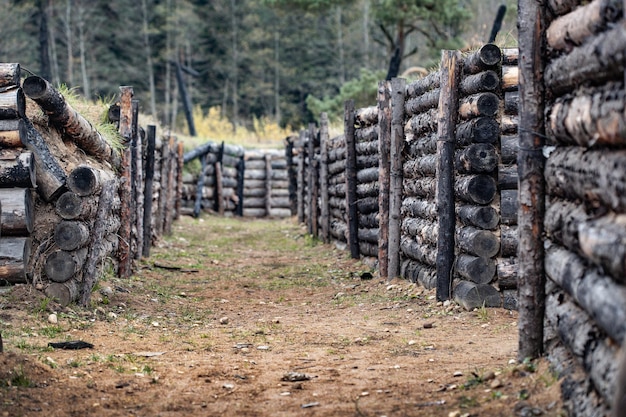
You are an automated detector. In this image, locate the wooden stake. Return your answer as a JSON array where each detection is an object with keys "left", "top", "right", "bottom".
[
  {"left": 142, "top": 126, "right": 156, "bottom": 257},
  {"left": 377, "top": 81, "right": 391, "bottom": 279},
  {"left": 344, "top": 100, "right": 359, "bottom": 259},
  {"left": 388, "top": 78, "right": 406, "bottom": 279},
  {"left": 319, "top": 113, "right": 330, "bottom": 243},
  {"left": 517, "top": 0, "right": 547, "bottom": 360},
  {"left": 117, "top": 86, "right": 133, "bottom": 278},
  {"left": 436, "top": 50, "right": 461, "bottom": 301}
]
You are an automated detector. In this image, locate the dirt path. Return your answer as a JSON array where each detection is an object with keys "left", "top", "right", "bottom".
[{"left": 0, "top": 216, "right": 561, "bottom": 416}]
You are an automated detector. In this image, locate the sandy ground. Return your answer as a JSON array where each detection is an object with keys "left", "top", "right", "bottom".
[{"left": 0, "top": 216, "right": 562, "bottom": 416}]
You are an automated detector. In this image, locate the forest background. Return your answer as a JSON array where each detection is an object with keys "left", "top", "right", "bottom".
[{"left": 3, "top": 0, "right": 517, "bottom": 144}]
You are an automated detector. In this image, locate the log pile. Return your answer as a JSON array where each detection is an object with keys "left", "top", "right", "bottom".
[
  {"left": 325, "top": 133, "right": 348, "bottom": 248},
  {"left": 539, "top": 1, "right": 626, "bottom": 414},
  {"left": 0, "top": 64, "right": 34, "bottom": 285},
  {"left": 400, "top": 69, "right": 441, "bottom": 288},
  {"left": 450, "top": 45, "right": 502, "bottom": 310},
  {"left": 242, "top": 149, "right": 291, "bottom": 218}
]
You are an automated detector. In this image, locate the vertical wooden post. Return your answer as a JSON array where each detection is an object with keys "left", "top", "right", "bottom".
[
  {"left": 156, "top": 137, "right": 170, "bottom": 237},
  {"left": 286, "top": 137, "right": 297, "bottom": 216},
  {"left": 319, "top": 113, "right": 330, "bottom": 243},
  {"left": 164, "top": 137, "right": 176, "bottom": 235},
  {"left": 307, "top": 124, "right": 315, "bottom": 235},
  {"left": 236, "top": 155, "right": 245, "bottom": 217},
  {"left": 517, "top": 0, "right": 546, "bottom": 360},
  {"left": 435, "top": 51, "right": 461, "bottom": 301},
  {"left": 345, "top": 100, "right": 360, "bottom": 259},
  {"left": 265, "top": 153, "right": 272, "bottom": 216},
  {"left": 388, "top": 78, "right": 405, "bottom": 279},
  {"left": 215, "top": 162, "right": 224, "bottom": 215},
  {"left": 117, "top": 86, "right": 133, "bottom": 278},
  {"left": 193, "top": 153, "right": 207, "bottom": 218},
  {"left": 175, "top": 142, "right": 184, "bottom": 220},
  {"left": 132, "top": 100, "right": 144, "bottom": 260},
  {"left": 142, "top": 125, "right": 156, "bottom": 258},
  {"left": 377, "top": 81, "right": 391, "bottom": 279},
  {"left": 296, "top": 131, "right": 305, "bottom": 223}
]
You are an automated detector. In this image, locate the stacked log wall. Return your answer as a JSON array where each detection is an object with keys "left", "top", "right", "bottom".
[
  {"left": 242, "top": 149, "right": 291, "bottom": 218},
  {"left": 325, "top": 134, "right": 348, "bottom": 248},
  {"left": 536, "top": 1, "right": 626, "bottom": 414}
]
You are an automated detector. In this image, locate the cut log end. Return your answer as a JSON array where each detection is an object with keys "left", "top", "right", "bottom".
[
  {"left": 68, "top": 166, "right": 101, "bottom": 196},
  {"left": 22, "top": 76, "right": 48, "bottom": 100}
]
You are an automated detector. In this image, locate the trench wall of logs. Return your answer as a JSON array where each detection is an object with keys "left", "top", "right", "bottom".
[
  {"left": 0, "top": 65, "right": 183, "bottom": 307},
  {"left": 292, "top": 44, "right": 521, "bottom": 312},
  {"left": 534, "top": 1, "right": 626, "bottom": 415},
  {"left": 181, "top": 141, "right": 293, "bottom": 218}
]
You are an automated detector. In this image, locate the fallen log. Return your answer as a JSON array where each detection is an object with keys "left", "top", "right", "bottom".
[
  {"left": 460, "top": 70, "right": 499, "bottom": 96},
  {"left": 0, "top": 237, "right": 30, "bottom": 283},
  {"left": 455, "top": 175, "right": 497, "bottom": 205},
  {"left": 458, "top": 92, "right": 500, "bottom": 119},
  {"left": 358, "top": 228, "right": 379, "bottom": 244},
  {"left": 455, "top": 143, "right": 498, "bottom": 174},
  {"left": 455, "top": 117, "right": 500, "bottom": 145},
  {"left": 463, "top": 44, "right": 501, "bottom": 74},
  {"left": 357, "top": 167, "right": 379, "bottom": 183},
  {"left": 455, "top": 254, "right": 496, "bottom": 284},
  {"left": 356, "top": 196, "right": 378, "bottom": 214},
  {"left": 21, "top": 119, "right": 67, "bottom": 201},
  {"left": 23, "top": 76, "right": 119, "bottom": 167},
  {"left": 355, "top": 139, "right": 379, "bottom": 156},
  {"left": 0, "top": 188, "right": 33, "bottom": 236},
  {"left": 44, "top": 248, "right": 87, "bottom": 283},
  {"left": 545, "top": 23, "right": 626, "bottom": 94},
  {"left": 0, "top": 150, "right": 36, "bottom": 188},
  {"left": 546, "top": 0, "right": 622, "bottom": 52},
  {"left": 457, "top": 205, "right": 499, "bottom": 230},
  {"left": 183, "top": 142, "right": 219, "bottom": 163}
]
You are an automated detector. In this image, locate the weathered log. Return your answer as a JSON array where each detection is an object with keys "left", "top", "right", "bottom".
[
  {"left": 546, "top": 290, "right": 619, "bottom": 405},
  {"left": 544, "top": 198, "right": 589, "bottom": 249},
  {"left": 359, "top": 242, "right": 378, "bottom": 257},
  {"left": 244, "top": 169, "right": 266, "bottom": 180},
  {"left": 328, "top": 159, "right": 346, "bottom": 176},
  {"left": 400, "top": 236, "right": 437, "bottom": 266},
  {"left": 45, "top": 279, "right": 79, "bottom": 306},
  {"left": 269, "top": 208, "right": 292, "bottom": 218},
  {"left": 501, "top": 189, "right": 519, "bottom": 225},
  {"left": 307, "top": 124, "right": 316, "bottom": 234},
  {"left": 578, "top": 213, "right": 626, "bottom": 281},
  {"left": 378, "top": 81, "right": 391, "bottom": 279},
  {"left": 406, "top": 133, "right": 437, "bottom": 157},
  {"left": 457, "top": 226, "right": 500, "bottom": 258},
  {"left": 404, "top": 108, "right": 438, "bottom": 140},
  {"left": 355, "top": 139, "right": 379, "bottom": 156},
  {"left": 455, "top": 143, "right": 498, "bottom": 174},
  {"left": 345, "top": 100, "right": 359, "bottom": 259},
  {"left": 545, "top": 23, "right": 626, "bottom": 95},
  {"left": 0, "top": 150, "right": 36, "bottom": 188},
  {"left": 242, "top": 207, "right": 266, "bottom": 217},
  {"left": 453, "top": 280, "right": 501, "bottom": 310},
  {"left": 355, "top": 125, "right": 378, "bottom": 143},
  {"left": 156, "top": 138, "right": 170, "bottom": 233},
  {"left": 356, "top": 154, "right": 378, "bottom": 169},
  {"left": 547, "top": 0, "right": 622, "bottom": 52},
  {"left": 215, "top": 161, "right": 224, "bottom": 215},
  {"left": 545, "top": 244, "right": 626, "bottom": 343},
  {"left": 270, "top": 197, "right": 290, "bottom": 208},
  {"left": 0, "top": 87, "right": 25, "bottom": 120},
  {"left": 501, "top": 114, "right": 519, "bottom": 134},
  {"left": 357, "top": 167, "right": 380, "bottom": 183},
  {"left": 54, "top": 220, "right": 89, "bottom": 251},
  {"left": 355, "top": 106, "right": 378, "bottom": 127},
  {"left": 356, "top": 181, "right": 378, "bottom": 198},
  {"left": 504, "top": 90, "right": 519, "bottom": 115},
  {"left": 243, "top": 197, "right": 265, "bottom": 208},
  {"left": 403, "top": 154, "right": 437, "bottom": 178},
  {"left": 455, "top": 117, "right": 500, "bottom": 146},
  {"left": 183, "top": 142, "right": 219, "bottom": 163},
  {"left": 455, "top": 175, "right": 497, "bottom": 205},
  {"left": 328, "top": 147, "right": 346, "bottom": 163},
  {"left": 403, "top": 177, "right": 436, "bottom": 198},
  {"left": 23, "top": 76, "right": 119, "bottom": 166},
  {"left": 501, "top": 135, "right": 519, "bottom": 164},
  {"left": 401, "top": 197, "right": 436, "bottom": 220},
  {"left": 497, "top": 258, "right": 518, "bottom": 290},
  {"left": 502, "top": 48, "right": 518, "bottom": 66},
  {"left": 55, "top": 192, "right": 97, "bottom": 220},
  {"left": 357, "top": 196, "right": 378, "bottom": 214},
  {"left": 0, "top": 188, "right": 33, "bottom": 236},
  {"left": 455, "top": 254, "right": 496, "bottom": 284},
  {"left": 502, "top": 66, "right": 519, "bottom": 91},
  {"left": 0, "top": 237, "right": 30, "bottom": 283},
  {"left": 358, "top": 227, "right": 379, "bottom": 244},
  {"left": 498, "top": 164, "right": 518, "bottom": 189},
  {"left": 0, "top": 119, "right": 24, "bottom": 148},
  {"left": 328, "top": 183, "right": 346, "bottom": 197},
  {"left": 164, "top": 137, "right": 177, "bottom": 232},
  {"left": 0, "top": 63, "right": 20, "bottom": 87},
  {"left": 401, "top": 259, "right": 437, "bottom": 289},
  {"left": 404, "top": 88, "right": 440, "bottom": 116},
  {"left": 545, "top": 146, "right": 626, "bottom": 211},
  {"left": 458, "top": 92, "right": 500, "bottom": 119},
  {"left": 21, "top": 119, "right": 67, "bottom": 201},
  {"left": 457, "top": 205, "right": 499, "bottom": 230},
  {"left": 142, "top": 125, "right": 156, "bottom": 257},
  {"left": 501, "top": 225, "right": 518, "bottom": 257},
  {"left": 44, "top": 248, "right": 87, "bottom": 283},
  {"left": 359, "top": 212, "right": 379, "bottom": 229},
  {"left": 401, "top": 217, "right": 438, "bottom": 245},
  {"left": 460, "top": 70, "right": 500, "bottom": 96},
  {"left": 296, "top": 132, "right": 306, "bottom": 223},
  {"left": 548, "top": 82, "right": 626, "bottom": 147},
  {"left": 405, "top": 71, "right": 440, "bottom": 98},
  {"left": 463, "top": 44, "right": 501, "bottom": 74},
  {"left": 68, "top": 165, "right": 106, "bottom": 196}
]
